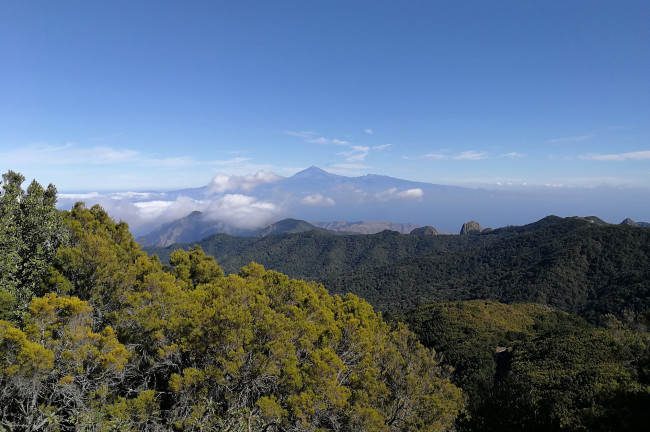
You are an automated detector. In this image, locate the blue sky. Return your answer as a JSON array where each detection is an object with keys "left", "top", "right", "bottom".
[{"left": 1, "top": 0, "right": 649, "bottom": 193}]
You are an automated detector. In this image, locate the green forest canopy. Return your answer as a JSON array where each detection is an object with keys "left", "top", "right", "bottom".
[
  {"left": 2, "top": 171, "right": 649, "bottom": 431},
  {"left": 1, "top": 172, "right": 463, "bottom": 431}
]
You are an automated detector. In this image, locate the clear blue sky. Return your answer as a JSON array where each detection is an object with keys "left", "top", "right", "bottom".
[{"left": 2, "top": 0, "right": 649, "bottom": 192}]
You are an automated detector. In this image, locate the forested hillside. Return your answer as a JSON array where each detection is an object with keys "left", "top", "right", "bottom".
[
  {"left": 3, "top": 171, "right": 650, "bottom": 431},
  {"left": 147, "top": 216, "right": 650, "bottom": 325},
  {"left": 325, "top": 216, "right": 650, "bottom": 323},
  {"left": 397, "top": 300, "right": 650, "bottom": 431},
  {"left": 1, "top": 172, "right": 463, "bottom": 431},
  {"left": 145, "top": 228, "right": 490, "bottom": 280}
]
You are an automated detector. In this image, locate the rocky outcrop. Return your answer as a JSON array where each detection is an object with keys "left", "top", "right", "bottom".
[
  {"left": 460, "top": 221, "right": 483, "bottom": 235},
  {"left": 410, "top": 226, "right": 439, "bottom": 235},
  {"left": 621, "top": 218, "right": 639, "bottom": 227},
  {"left": 621, "top": 218, "right": 650, "bottom": 228}
]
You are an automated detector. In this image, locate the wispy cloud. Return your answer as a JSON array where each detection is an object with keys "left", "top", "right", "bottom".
[
  {"left": 423, "top": 153, "right": 447, "bottom": 160},
  {"left": 402, "top": 152, "right": 447, "bottom": 161},
  {"left": 503, "top": 152, "right": 524, "bottom": 158},
  {"left": 548, "top": 134, "right": 596, "bottom": 144},
  {"left": 309, "top": 137, "right": 350, "bottom": 146},
  {"left": 405, "top": 150, "right": 495, "bottom": 161},
  {"left": 1, "top": 143, "right": 252, "bottom": 169},
  {"left": 548, "top": 176, "right": 631, "bottom": 187},
  {"left": 440, "top": 176, "right": 530, "bottom": 186},
  {"left": 0, "top": 143, "right": 140, "bottom": 165},
  {"left": 284, "top": 130, "right": 317, "bottom": 139},
  {"left": 338, "top": 144, "right": 391, "bottom": 162},
  {"left": 581, "top": 150, "right": 650, "bottom": 161},
  {"left": 453, "top": 151, "right": 489, "bottom": 160},
  {"left": 287, "top": 129, "right": 390, "bottom": 163},
  {"left": 339, "top": 145, "right": 369, "bottom": 162}
]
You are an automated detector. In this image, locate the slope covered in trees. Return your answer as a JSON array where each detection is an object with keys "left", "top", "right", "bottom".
[
  {"left": 145, "top": 229, "right": 492, "bottom": 280},
  {"left": 325, "top": 216, "right": 650, "bottom": 323},
  {"left": 148, "top": 215, "right": 650, "bottom": 325},
  {"left": 3, "top": 171, "right": 650, "bottom": 431},
  {"left": 0, "top": 172, "right": 464, "bottom": 431},
  {"left": 398, "top": 300, "right": 650, "bottom": 431}
]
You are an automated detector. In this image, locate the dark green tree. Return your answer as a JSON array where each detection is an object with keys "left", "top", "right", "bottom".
[{"left": 0, "top": 171, "right": 67, "bottom": 317}]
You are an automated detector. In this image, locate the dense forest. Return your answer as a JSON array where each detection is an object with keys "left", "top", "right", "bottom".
[
  {"left": 0, "top": 172, "right": 462, "bottom": 430},
  {"left": 325, "top": 217, "right": 650, "bottom": 323},
  {"left": 147, "top": 216, "right": 650, "bottom": 325},
  {"left": 144, "top": 228, "right": 490, "bottom": 280},
  {"left": 397, "top": 300, "right": 649, "bottom": 431},
  {"left": 2, "top": 171, "right": 649, "bottom": 431}
]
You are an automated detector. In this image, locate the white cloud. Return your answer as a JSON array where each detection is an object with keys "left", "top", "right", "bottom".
[
  {"left": 376, "top": 188, "right": 424, "bottom": 200},
  {"left": 549, "top": 176, "right": 630, "bottom": 187},
  {"left": 308, "top": 137, "right": 350, "bottom": 146},
  {"left": 284, "top": 130, "right": 317, "bottom": 139},
  {"left": 400, "top": 188, "right": 424, "bottom": 198},
  {"left": 0, "top": 143, "right": 255, "bottom": 172},
  {"left": 402, "top": 152, "right": 447, "bottom": 161},
  {"left": 59, "top": 190, "right": 284, "bottom": 235},
  {"left": 581, "top": 150, "right": 650, "bottom": 161},
  {"left": 504, "top": 152, "right": 524, "bottom": 158},
  {"left": 365, "top": 128, "right": 374, "bottom": 134},
  {"left": 0, "top": 143, "right": 140, "bottom": 165},
  {"left": 548, "top": 134, "right": 596, "bottom": 144},
  {"left": 58, "top": 192, "right": 103, "bottom": 201},
  {"left": 404, "top": 150, "right": 490, "bottom": 161},
  {"left": 207, "top": 170, "right": 283, "bottom": 194},
  {"left": 301, "top": 194, "right": 336, "bottom": 206},
  {"left": 202, "top": 194, "right": 281, "bottom": 229},
  {"left": 424, "top": 153, "right": 447, "bottom": 160},
  {"left": 339, "top": 145, "right": 370, "bottom": 162},
  {"left": 338, "top": 144, "right": 391, "bottom": 162},
  {"left": 453, "top": 151, "right": 489, "bottom": 160},
  {"left": 286, "top": 130, "right": 349, "bottom": 145}
]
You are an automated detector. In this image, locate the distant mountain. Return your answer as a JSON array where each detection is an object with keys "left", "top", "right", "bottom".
[
  {"left": 253, "top": 218, "right": 334, "bottom": 237},
  {"left": 621, "top": 217, "right": 650, "bottom": 227},
  {"left": 133, "top": 167, "right": 650, "bottom": 242},
  {"left": 138, "top": 211, "right": 254, "bottom": 246},
  {"left": 140, "top": 214, "right": 335, "bottom": 246},
  {"left": 143, "top": 215, "right": 650, "bottom": 324},
  {"left": 311, "top": 220, "right": 420, "bottom": 234}
]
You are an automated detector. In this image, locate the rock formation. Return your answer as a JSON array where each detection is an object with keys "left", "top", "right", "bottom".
[{"left": 460, "top": 221, "right": 483, "bottom": 235}]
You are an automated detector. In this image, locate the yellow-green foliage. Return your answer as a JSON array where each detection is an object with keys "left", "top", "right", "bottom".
[
  {"left": 0, "top": 294, "right": 130, "bottom": 430},
  {"left": 120, "top": 260, "right": 464, "bottom": 431},
  {"left": 1, "top": 200, "right": 465, "bottom": 431}
]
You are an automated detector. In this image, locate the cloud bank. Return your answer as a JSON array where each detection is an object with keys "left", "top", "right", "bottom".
[
  {"left": 375, "top": 188, "right": 424, "bottom": 200},
  {"left": 301, "top": 194, "right": 336, "bottom": 207},
  {"left": 581, "top": 150, "right": 650, "bottom": 161}
]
